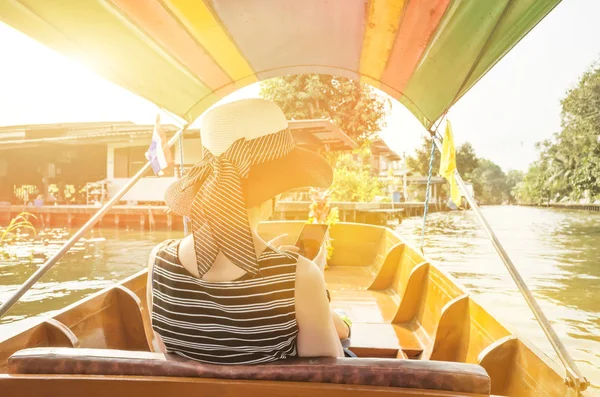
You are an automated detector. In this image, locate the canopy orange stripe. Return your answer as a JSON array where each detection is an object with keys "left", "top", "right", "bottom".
[
  {"left": 381, "top": 0, "right": 452, "bottom": 96},
  {"left": 108, "top": 0, "right": 235, "bottom": 97}
]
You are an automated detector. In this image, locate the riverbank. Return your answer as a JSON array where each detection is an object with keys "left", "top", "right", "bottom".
[
  {"left": 520, "top": 203, "right": 600, "bottom": 212},
  {"left": 0, "top": 201, "right": 446, "bottom": 229}
]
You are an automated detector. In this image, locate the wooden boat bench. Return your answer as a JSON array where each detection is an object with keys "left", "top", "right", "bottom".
[
  {"left": 7, "top": 347, "right": 491, "bottom": 395},
  {"left": 330, "top": 255, "right": 471, "bottom": 360}
]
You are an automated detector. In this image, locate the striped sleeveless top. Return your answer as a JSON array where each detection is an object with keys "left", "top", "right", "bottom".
[{"left": 150, "top": 239, "right": 299, "bottom": 365}]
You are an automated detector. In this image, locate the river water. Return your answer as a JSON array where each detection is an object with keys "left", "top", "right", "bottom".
[
  {"left": 397, "top": 206, "right": 600, "bottom": 394},
  {"left": 0, "top": 206, "right": 598, "bottom": 392}
]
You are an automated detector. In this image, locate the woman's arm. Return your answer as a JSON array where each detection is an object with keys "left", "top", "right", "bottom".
[
  {"left": 269, "top": 234, "right": 350, "bottom": 342},
  {"left": 295, "top": 256, "right": 344, "bottom": 358}
]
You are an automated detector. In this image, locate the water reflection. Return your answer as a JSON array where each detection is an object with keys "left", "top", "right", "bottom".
[
  {"left": 0, "top": 227, "right": 178, "bottom": 332},
  {"left": 396, "top": 206, "right": 600, "bottom": 393}
]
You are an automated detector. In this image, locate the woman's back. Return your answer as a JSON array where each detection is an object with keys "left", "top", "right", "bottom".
[
  {"left": 149, "top": 98, "right": 342, "bottom": 362},
  {"left": 151, "top": 239, "right": 299, "bottom": 364}
]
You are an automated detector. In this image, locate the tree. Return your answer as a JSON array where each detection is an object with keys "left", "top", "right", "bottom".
[
  {"left": 407, "top": 139, "right": 512, "bottom": 204},
  {"left": 517, "top": 60, "right": 600, "bottom": 203},
  {"left": 329, "top": 152, "right": 385, "bottom": 202},
  {"left": 406, "top": 137, "right": 440, "bottom": 176},
  {"left": 260, "top": 74, "right": 391, "bottom": 143},
  {"left": 514, "top": 162, "right": 551, "bottom": 204},
  {"left": 407, "top": 140, "right": 478, "bottom": 179},
  {"left": 470, "top": 159, "right": 508, "bottom": 204},
  {"left": 260, "top": 75, "right": 390, "bottom": 202},
  {"left": 506, "top": 170, "right": 524, "bottom": 203},
  {"left": 456, "top": 143, "right": 479, "bottom": 177}
]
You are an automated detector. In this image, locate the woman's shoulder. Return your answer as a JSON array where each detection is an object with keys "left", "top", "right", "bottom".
[{"left": 148, "top": 239, "right": 180, "bottom": 267}]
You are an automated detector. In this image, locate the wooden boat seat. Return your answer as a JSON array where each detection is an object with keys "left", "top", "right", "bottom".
[
  {"left": 327, "top": 257, "right": 469, "bottom": 359},
  {"left": 8, "top": 347, "right": 491, "bottom": 395}
]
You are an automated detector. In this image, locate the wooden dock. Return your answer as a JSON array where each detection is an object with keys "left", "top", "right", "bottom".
[
  {"left": 0, "top": 205, "right": 183, "bottom": 231},
  {"left": 0, "top": 201, "right": 443, "bottom": 230}
]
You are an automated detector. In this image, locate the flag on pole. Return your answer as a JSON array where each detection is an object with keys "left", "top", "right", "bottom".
[
  {"left": 439, "top": 120, "right": 461, "bottom": 207},
  {"left": 145, "top": 114, "right": 172, "bottom": 176}
]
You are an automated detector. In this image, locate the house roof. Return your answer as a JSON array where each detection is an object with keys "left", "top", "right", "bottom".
[
  {"left": 0, "top": 119, "right": 355, "bottom": 151},
  {"left": 288, "top": 119, "right": 356, "bottom": 151},
  {"left": 371, "top": 139, "right": 401, "bottom": 161}
]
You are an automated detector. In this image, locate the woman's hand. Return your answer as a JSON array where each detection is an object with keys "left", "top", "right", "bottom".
[
  {"left": 269, "top": 233, "right": 328, "bottom": 272},
  {"left": 312, "top": 243, "right": 328, "bottom": 272}
]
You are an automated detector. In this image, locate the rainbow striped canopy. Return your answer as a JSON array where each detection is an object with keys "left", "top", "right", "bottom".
[{"left": 0, "top": 0, "right": 560, "bottom": 129}]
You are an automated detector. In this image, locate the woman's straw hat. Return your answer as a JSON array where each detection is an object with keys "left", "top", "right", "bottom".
[{"left": 165, "top": 98, "right": 333, "bottom": 215}]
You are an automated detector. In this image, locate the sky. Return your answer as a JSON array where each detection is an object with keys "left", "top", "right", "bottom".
[{"left": 0, "top": 0, "right": 598, "bottom": 172}]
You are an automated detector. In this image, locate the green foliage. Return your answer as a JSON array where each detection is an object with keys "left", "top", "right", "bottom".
[
  {"left": 516, "top": 60, "right": 600, "bottom": 203},
  {"left": 407, "top": 137, "right": 440, "bottom": 177},
  {"left": 407, "top": 139, "right": 510, "bottom": 204},
  {"left": 506, "top": 170, "right": 524, "bottom": 203},
  {"left": 456, "top": 143, "right": 479, "bottom": 177},
  {"left": 260, "top": 74, "right": 391, "bottom": 142},
  {"left": 513, "top": 162, "right": 550, "bottom": 204},
  {"left": 470, "top": 159, "right": 508, "bottom": 204},
  {"left": 408, "top": 139, "right": 481, "bottom": 179},
  {"left": 329, "top": 151, "right": 385, "bottom": 202},
  {"left": 260, "top": 75, "right": 389, "bottom": 202}
]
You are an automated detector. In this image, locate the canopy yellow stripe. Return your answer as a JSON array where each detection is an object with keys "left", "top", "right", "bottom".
[
  {"left": 163, "top": 0, "right": 257, "bottom": 84},
  {"left": 359, "top": 0, "right": 406, "bottom": 88}
]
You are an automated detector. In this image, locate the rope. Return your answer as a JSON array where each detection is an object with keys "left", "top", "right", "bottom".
[
  {"left": 178, "top": 134, "right": 188, "bottom": 236},
  {"left": 420, "top": 139, "right": 436, "bottom": 253}
]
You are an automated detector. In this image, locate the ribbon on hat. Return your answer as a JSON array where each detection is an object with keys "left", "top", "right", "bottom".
[{"left": 181, "top": 128, "right": 295, "bottom": 277}]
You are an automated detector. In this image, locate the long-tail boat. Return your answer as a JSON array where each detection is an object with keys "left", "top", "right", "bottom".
[{"left": 0, "top": 1, "right": 591, "bottom": 396}]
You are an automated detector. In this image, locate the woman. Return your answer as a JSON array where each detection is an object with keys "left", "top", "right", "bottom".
[{"left": 147, "top": 98, "right": 346, "bottom": 364}]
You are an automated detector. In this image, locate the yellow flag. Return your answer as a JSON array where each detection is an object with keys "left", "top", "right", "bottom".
[{"left": 439, "top": 120, "right": 461, "bottom": 207}]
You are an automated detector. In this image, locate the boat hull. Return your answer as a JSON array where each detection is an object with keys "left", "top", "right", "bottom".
[{"left": 0, "top": 221, "right": 577, "bottom": 396}]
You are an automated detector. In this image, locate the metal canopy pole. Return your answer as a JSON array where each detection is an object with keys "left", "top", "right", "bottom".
[
  {"left": 0, "top": 123, "right": 190, "bottom": 319},
  {"left": 431, "top": 135, "right": 589, "bottom": 393}
]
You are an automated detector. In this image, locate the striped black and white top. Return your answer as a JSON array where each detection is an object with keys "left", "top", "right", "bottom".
[{"left": 151, "top": 239, "right": 299, "bottom": 365}]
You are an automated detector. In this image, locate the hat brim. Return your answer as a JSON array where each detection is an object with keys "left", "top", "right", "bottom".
[{"left": 164, "top": 146, "right": 333, "bottom": 216}]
